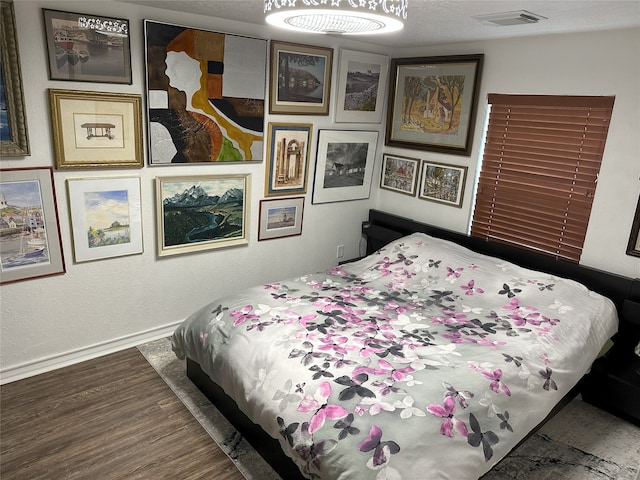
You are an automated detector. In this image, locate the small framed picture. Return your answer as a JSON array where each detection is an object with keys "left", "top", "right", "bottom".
[
  {"left": 156, "top": 174, "right": 250, "bottom": 256},
  {"left": 258, "top": 197, "right": 305, "bottom": 241},
  {"left": 49, "top": 89, "right": 143, "bottom": 169},
  {"left": 380, "top": 154, "right": 419, "bottom": 196},
  {"left": 418, "top": 160, "right": 468, "bottom": 208},
  {"left": 265, "top": 123, "right": 313, "bottom": 197},
  {"left": 269, "top": 40, "right": 333, "bottom": 115},
  {"left": 0, "top": 167, "right": 66, "bottom": 285},
  {"left": 335, "top": 49, "right": 389, "bottom": 123},
  {"left": 626, "top": 195, "right": 640, "bottom": 257},
  {"left": 42, "top": 8, "right": 132, "bottom": 84},
  {"left": 67, "top": 176, "right": 143, "bottom": 263},
  {"left": 312, "top": 130, "right": 378, "bottom": 204}
]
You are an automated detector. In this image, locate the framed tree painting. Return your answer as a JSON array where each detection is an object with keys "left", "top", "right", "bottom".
[
  {"left": 42, "top": 8, "right": 132, "bottom": 84},
  {"left": 265, "top": 122, "right": 313, "bottom": 197},
  {"left": 335, "top": 49, "right": 389, "bottom": 123},
  {"left": 144, "top": 20, "right": 266, "bottom": 164},
  {"left": 312, "top": 130, "right": 378, "bottom": 204},
  {"left": 0, "top": 167, "right": 65, "bottom": 284},
  {"left": 269, "top": 41, "right": 332, "bottom": 115},
  {"left": 67, "top": 176, "right": 143, "bottom": 262},
  {"left": 155, "top": 174, "right": 250, "bottom": 256},
  {"left": 386, "top": 54, "right": 483, "bottom": 155},
  {"left": 418, "top": 160, "right": 468, "bottom": 208}
]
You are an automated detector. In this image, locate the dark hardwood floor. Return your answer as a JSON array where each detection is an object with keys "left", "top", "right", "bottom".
[{"left": 0, "top": 348, "right": 244, "bottom": 480}]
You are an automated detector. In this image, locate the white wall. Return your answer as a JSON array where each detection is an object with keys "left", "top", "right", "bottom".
[{"left": 1, "top": 0, "right": 638, "bottom": 383}]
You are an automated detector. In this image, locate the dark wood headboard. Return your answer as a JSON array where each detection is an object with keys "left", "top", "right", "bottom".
[{"left": 363, "top": 209, "right": 640, "bottom": 338}]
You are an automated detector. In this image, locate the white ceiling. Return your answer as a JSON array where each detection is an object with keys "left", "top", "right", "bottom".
[{"left": 118, "top": 0, "right": 640, "bottom": 48}]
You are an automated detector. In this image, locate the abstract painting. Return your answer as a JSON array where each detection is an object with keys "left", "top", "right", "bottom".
[{"left": 144, "top": 20, "right": 266, "bottom": 164}]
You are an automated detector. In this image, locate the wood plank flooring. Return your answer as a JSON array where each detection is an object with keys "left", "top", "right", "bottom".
[{"left": 0, "top": 348, "right": 244, "bottom": 480}]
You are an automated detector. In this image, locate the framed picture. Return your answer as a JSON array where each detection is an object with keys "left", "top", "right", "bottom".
[
  {"left": 258, "top": 197, "right": 305, "bottom": 241},
  {"left": 49, "top": 89, "right": 143, "bottom": 170},
  {"left": 418, "top": 160, "right": 468, "bottom": 208},
  {"left": 386, "top": 54, "right": 484, "bottom": 155},
  {"left": 312, "top": 130, "right": 378, "bottom": 204},
  {"left": 0, "top": 167, "right": 65, "bottom": 285},
  {"left": 380, "top": 154, "right": 419, "bottom": 196},
  {"left": 269, "top": 41, "right": 333, "bottom": 115},
  {"left": 42, "top": 8, "right": 132, "bottom": 84},
  {"left": 265, "top": 122, "right": 312, "bottom": 197},
  {"left": 67, "top": 176, "right": 143, "bottom": 263},
  {"left": 335, "top": 49, "right": 389, "bottom": 123},
  {"left": 156, "top": 174, "right": 250, "bottom": 256},
  {"left": 145, "top": 20, "right": 266, "bottom": 164},
  {"left": 1, "top": 0, "right": 29, "bottom": 157},
  {"left": 626, "top": 195, "right": 640, "bottom": 258}
]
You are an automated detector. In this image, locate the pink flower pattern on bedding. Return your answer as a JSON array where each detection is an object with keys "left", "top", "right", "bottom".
[{"left": 172, "top": 233, "right": 618, "bottom": 480}]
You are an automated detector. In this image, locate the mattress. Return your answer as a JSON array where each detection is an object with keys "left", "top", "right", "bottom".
[{"left": 172, "top": 232, "right": 618, "bottom": 479}]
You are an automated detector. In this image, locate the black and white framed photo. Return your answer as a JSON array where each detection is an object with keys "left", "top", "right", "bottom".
[
  {"left": 312, "top": 130, "right": 378, "bottom": 204},
  {"left": 258, "top": 197, "right": 304, "bottom": 241}
]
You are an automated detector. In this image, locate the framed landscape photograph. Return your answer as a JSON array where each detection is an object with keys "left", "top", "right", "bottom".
[
  {"left": 0, "top": 167, "right": 65, "bottom": 285},
  {"left": 269, "top": 41, "right": 332, "bottom": 115},
  {"left": 335, "top": 49, "right": 389, "bottom": 123},
  {"left": 386, "top": 54, "right": 483, "bottom": 155},
  {"left": 258, "top": 197, "right": 304, "bottom": 241},
  {"left": 380, "top": 154, "right": 419, "bottom": 196},
  {"left": 312, "top": 130, "right": 378, "bottom": 204},
  {"left": 626, "top": 195, "right": 640, "bottom": 258},
  {"left": 67, "top": 176, "right": 143, "bottom": 263},
  {"left": 156, "top": 174, "right": 250, "bottom": 256},
  {"left": 49, "top": 89, "right": 143, "bottom": 169},
  {"left": 1, "top": 0, "right": 30, "bottom": 156},
  {"left": 145, "top": 20, "right": 266, "bottom": 164},
  {"left": 265, "top": 122, "right": 312, "bottom": 197},
  {"left": 418, "top": 160, "right": 468, "bottom": 208},
  {"left": 42, "top": 8, "right": 132, "bottom": 84}
]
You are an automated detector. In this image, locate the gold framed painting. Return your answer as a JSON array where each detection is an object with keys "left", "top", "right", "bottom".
[{"left": 49, "top": 89, "right": 143, "bottom": 169}]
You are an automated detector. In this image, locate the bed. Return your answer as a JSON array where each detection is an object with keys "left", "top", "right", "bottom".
[{"left": 172, "top": 209, "right": 640, "bottom": 480}]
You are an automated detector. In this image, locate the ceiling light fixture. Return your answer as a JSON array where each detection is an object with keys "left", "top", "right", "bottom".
[{"left": 264, "top": 0, "right": 408, "bottom": 35}]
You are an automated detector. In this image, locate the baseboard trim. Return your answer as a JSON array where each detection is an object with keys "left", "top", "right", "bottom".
[{"left": 0, "top": 321, "right": 182, "bottom": 385}]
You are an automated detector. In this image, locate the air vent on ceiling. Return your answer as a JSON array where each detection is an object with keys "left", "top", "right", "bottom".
[{"left": 473, "top": 10, "right": 547, "bottom": 27}]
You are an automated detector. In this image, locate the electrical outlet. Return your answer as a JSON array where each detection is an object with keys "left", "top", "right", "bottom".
[{"left": 337, "top": 244, "right": 344, "bottom": 258}]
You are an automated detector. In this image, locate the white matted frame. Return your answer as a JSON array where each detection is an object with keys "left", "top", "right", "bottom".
[
  {"left": 49, "top": 89, "right": 143, "bottom": 169},
  {"left": 418, "top": 160, "right": 468, "bottom": 208},
  {"left": 335, "top": 49, "right": 389, "bottom": 123},
  {"left": 258, "top": 196, "right": 304, "bottom": 241},
  {"left": 0, "top": 167, "right": 65, "bottom": 284},
  {"left": 67, "top": 176, "right": 143, "bottom": 262},
  {"left": 312, "top": 130, "right": 378, "bottom": 204},
  {"left": 265, "top": 122, "right": 312, "bottom": 197},
  {"left": 156, "top": 174, "right": 250, "bottom": 256}
]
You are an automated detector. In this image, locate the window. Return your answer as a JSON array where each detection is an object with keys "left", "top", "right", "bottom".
[{"left": 471, "top": 94, "right": 615, "bottom": 263}]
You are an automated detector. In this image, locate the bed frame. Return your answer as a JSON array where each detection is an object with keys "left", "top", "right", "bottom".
[{"left": 186, "top": 209, "right": 640, "bottom": 479}]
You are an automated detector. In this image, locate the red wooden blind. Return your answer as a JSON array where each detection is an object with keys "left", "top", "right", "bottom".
[{"left": 471, "top": 94, "right": 615, "bottom": 263}]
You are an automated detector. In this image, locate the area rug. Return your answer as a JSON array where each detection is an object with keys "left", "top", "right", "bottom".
[{"left": 138, "top": 338, "right": 640, "bottom": 480}]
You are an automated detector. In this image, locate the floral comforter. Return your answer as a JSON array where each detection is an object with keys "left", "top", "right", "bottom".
[{"left": 172, "top": 233, "right": 618, "bottom": 480}]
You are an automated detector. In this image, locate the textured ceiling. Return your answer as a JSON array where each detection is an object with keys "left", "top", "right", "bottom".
[{"left": 118, "top": 0, "right": 640, "bottom": 48}]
